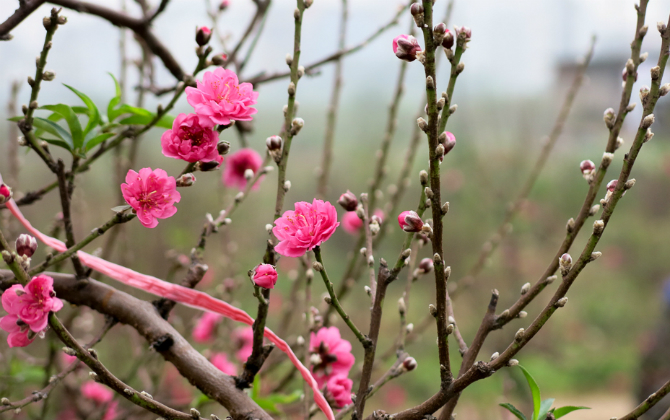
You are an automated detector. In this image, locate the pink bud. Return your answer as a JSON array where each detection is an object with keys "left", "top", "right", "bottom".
[
  {"left": 410, "top": 3, "right": 423, "bottom": 16},
  {"left": 176, "top": 173, "right": 196, "bottom": 187},
  {"left": 454, "top": 26, "right": 472, "bottom": 40},
  {"left": 392, "top": 34, "right": 422, "bottom": 62},
  {"left": 398, "top": 210, "right": 423, "bottom": 233},
  {"left": 15, "top": 234, "right": 37, "bottom": 258},
  {"left": 606, "top": 179, "right": 618, "bottom": 192},
  {"left": 419, "top": 258, "right": 434, "bottom": 273},
  {"left": 580, "top": 160, "right": 595, "bottom": 176},
  {"left": 219, "top": 0, "right": 230, "bottom": 10},
  {"left": 560, "top": 253, "right": 572, "bottom": 265},
  {"left": 252, "top": 264, "right": 278, "bottom": 289},
  {"left": 442, "top": 29, "right": 454, "bottom": 49},
  {"left": 442, "top": 131, "right": 456, "bottom": 155},
  {"left": 338, "top": 191, "right": 358, "bottom": 212},
  {"left": 0, "top": 184, "right": 12, "bottom": 204},
  {"left": 266, "top": 135, "right": 283, "bottom": 151},
  {"left": 622, "top": 67, "right": 638, "bottom": 82},
  {"left": 196, "top": 26, "right": 212, "bottom": 46},
  {"left": 402, "top": 356, "right": 417, "bottom": 371}
]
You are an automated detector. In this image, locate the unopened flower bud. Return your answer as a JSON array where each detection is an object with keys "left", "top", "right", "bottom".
[
  {"left": 624, "top": 179, "right": 636, "bottom": 190},
  {"left": 508, "top": 359, "right": 519, "bottom": 367},
  {"left": 429, "top": 304, "right": 437, "bottom": 317},
  {"left": 435, "top": 143, "right": 445, "bottom": 158},
  {"left": 615, "top": 137, "right": 624, "bottom": 150},
  {"left": 304, "top": 0, "right": 313, "bottom": 9},
  {"left": 312, "top": 261, "right": 323, "bottom": 272},
  {"left": 410, "top": 3, "right": 424, "bottom": 26},
  {"left": 590, "top": 251, "right": 602, "bottom": 262},
  {"left": 520, "top": 282, "right": 531, "bottom": 295},
  {"left": 419, "top": 170, "right": 428, "bottom": 185},
  {"left": 402, "top": 356, "right": 417, "bottom": 371},
  {"left": 441, "top": 131, "right": 456, "bottom": 156},
  {"left": 650, "top": 65, "right": 661, "bottom": 80},
  {"left": 264, "top": 135, "right": 283, "bottom": 152},
  {"left": 285, "top": 54, "right": 293, "bottom": 67},
  {"left": 658, "top": 21, "right": 668, "bottom": 32},
  {"left": 398, "top": 297, "right": 406, "bottom": 315},
  {"left": 398, "top": 210, "right": 423, "bottom": 232},
  {"left": 589, "top": 204, "right": 600, "bottom": 216},
  {"left": 626, "top": 103, "right": 637, "bottom": 113},
  {"left": 283, "top": 180, "right": 291, "bottom": 192},
  {"left": 393, "top": 34, "right": 422, "bottom": 62},
  {"left": 603, "top": 107, "right": 615, "bottom": 129},
  {"left": 337, "top": 190, "right": 358, "bottom": 212},
  {"left": 490, "top": 352, "right": 499, "bottom": 361},
  {"left": 191, "top": 408, "right": 201, "bottom": 419},
  {"left": 417, "top": 117, "right": 428, "bottom": 132},
  {"left": 641, "top": 114, "right": 655, "bottom": 129},
  {"left": 290, "top": 118, "right": 304, "bottom": 135},
  {"left": 644, "top": 128, "right": 654, "bottom": 143},
  {"left": 559, "top": 253, "right": 572, "bottom": 275},
  {"left": 515, "top": 328, "right": 525, "bottom": 341},
  {"left": 555, "top": 297, "right": 568, "bottom": 307},
  {"left": 43, "top": 71, "right": 55, "bottom": 81},
  {"left": 602, "top": 152, "right": 613, "bottom": 167},
  {"left": 442, "top": 30, "right": 454, "bottom": 49},
  {"left": 364, "top": 285, "right": 371, "bottom": 297},
  {"left": 449, "top": 104, "right": 457, "bottom": 115},
  {"left": 176, "top": 173, "right": 196, "bottom": 187},
  {"left": 195, "top": 26, "right": 212, "bottom": 46},
  {"left": 640, "top": 85, "right": 650, "bottom": 103},
  {"left": 419, "top": 257, "right": 433, "bottom": 273},
  {"left": 454, "top": 25, "right": 472, "bottom": 41},
  {"left": 593, "top": 219, "right": 605, "bottom": 235},
  {"left": 660, "top": 83, "right": 670, "bottom": 97},
  {"left": 566, "top": 217, "right": 575, "bottom": 233},
  {"left": 288, "top": 82, "right": 296, "bottom": 95},
  {"left": 446, "top": 324, "right": 454, "bottom": 334},
  {"left": 580, "top": 159, "right": 595, "bottom": 179},
  {"left": 0, "top": 184, "right": 13, "bottom": 204},
  {"left": 433, "top": 23, "right": 447, "bottom": 45},
  {"left": 519, "top": 311, "right": 528, "bottom": 318}
]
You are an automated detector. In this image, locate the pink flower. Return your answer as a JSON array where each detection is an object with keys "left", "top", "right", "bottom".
[
  {"left": 325, "top": 375, "right": 353, "bottom": 409},
  {"left": 192, "top": 312, "right": 223, "bottom": 343},
  {"left": 342, "top": 211, "right": 362, "bottom": 234},
  {"left": 161, "top": 113, "right": 219, "bottom": 163},
  {"left": 103, "top": 401, "right": 119, "bottom": 420},
  {"left": 252, "top": 264, "right": 278, "bottom": 289},
  {"left": 222, "top": 148, "right": 263, "bottom": 190},
  {"left": 273, "top": 199, "right": 340, "bottom": 258},
  {"left": 234, "top": 326, "right": 254, "bottom": 362},
  {"left": 121, "top": 168, "right": 181, "bottom": 228},
  {"left": 397, "top": 210, "right": 423, "bottom": 232},
  {"left": 211, "top": 352, "right": 237, "bottom": 375},
  {"left": 61, "top": 352, "right": 78, "bottom": 365},
  {"left": 185, "top": 67, "right": 258, "bottom": 126},
  {"left": 309, "top": 327, "right": 355, "bottom": 388},
  {"left": 81, "top": 381, "right": 113, "bottom": 404},
  {"left": 0, "top": 275, "right": 63, "bottom": 347},
  {"left": 392, "top": 34, "right": 421, "bottom": 62},
  {"left": 341, "top": 210, "right": 384, "bottom": 235}
]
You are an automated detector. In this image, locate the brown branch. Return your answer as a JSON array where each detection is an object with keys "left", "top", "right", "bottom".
[
  {"left": 618, "top": 379, "right": 670, "bottom": 420},
  {"left": 0, "top": 270, "right": 273, "bottom": 420},
  {"left": 0, "top": 0, "right": 47, "bottom": 40},
  {"left": 47, "top": 0, "right": 185, "bottom": 81}
]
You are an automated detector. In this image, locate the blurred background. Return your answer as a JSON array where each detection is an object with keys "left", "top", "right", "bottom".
[{"left": 1, "top": 0, "right": 670, "bottom": 419}]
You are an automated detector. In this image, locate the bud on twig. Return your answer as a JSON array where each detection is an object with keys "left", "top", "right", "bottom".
[
  {"left": 429, "top": 304, "right": 438, "bottom": 317},
  {"left": 555, "top": 297, "right": 568, "bottom": 307},
  {"left": 176, "top": 173, "right": 196, "bottom": 187},
  {"left": 559, "top": 253, "right": 572, "bottom": 276},
  {"left": 410, "top": 3, "right": 424, "bottom": 27},
  {"left": 593, "top": 219, "right": 605, "bottom": 235},
  {"left": 290, "top": 118, "right": 304, "bottom": 136},
  {"left": 402, "top": 356, "right": 417, "bottom": 371},
  {"left": 603, "top": 108, "right": 615, "bottom": 129},
  {"left": 312, "top": 262, "right": 323, "bottom": 272},
  {"left": 417, "top": 117, "right": 428, "bottom": 132},
  {"left": 520, "top": 282, "right": 531, "bottom": 295},
  {"left": 590, "top": 251, "right": 602, "bottom": 262},
  {"left": 515, "top": 328, "right": 525, "bottom": 341},
  {"left": 566, "top": 218, "right": 575, "bottom": 233},
  {"left": 15, "top": 234, "right": 37, "bottom": 258},
  {"left": 641, "top": 114, "right": 655, "bottom": 129}
]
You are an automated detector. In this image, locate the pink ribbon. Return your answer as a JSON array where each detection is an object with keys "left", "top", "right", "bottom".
[{"left": 2, "top": 186, "right": 333, "bottom": 420}]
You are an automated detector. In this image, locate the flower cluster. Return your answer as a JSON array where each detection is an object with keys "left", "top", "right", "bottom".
[
  {"left": 310, "top": 327, "right": 354, "bottom": 408},
  {"left": 0, "top": 275, "right": 63, "bottom": 347}
]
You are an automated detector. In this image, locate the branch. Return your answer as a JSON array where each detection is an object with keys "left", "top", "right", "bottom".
[
  {"left": 0, "top": 0, "right": 46, "bottom": 40},
  {"left": 618, "top": 379, "right": 670, "bottom": 420},
  {"left": 0, "top": 270, "right": 274, "bottom": 420},
  {"left": 244, "top": 1, "right": 410, "bottom": 85},
  {"left": 47, "top": 0, "right": 185, "bottom": 81}
]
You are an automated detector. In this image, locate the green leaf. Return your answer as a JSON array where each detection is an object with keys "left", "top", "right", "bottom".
[
  {"left": 552, "top": 406, "right": 591, "bottom": 419},
  {"left": 84, "top": 132, "right": 115, "bottom": 151},
  {"left": 7, "top": 116, "right": 22, "bottom": 122},
  {"left": 63, "top": 84, "right": 100, "bottom": 136},
  {"left": 518, "top": 365, "right": 542, "bottom": 420},
  {"left": 499, "top": 403, "right": 527, "bottom": 420},
  {"left": 117, "top": 104, "right": 174, "bottom": 129},
  {"left": 33, "top": 117, "right": 73, "bottom": 146},
  {"left": 107, "top": 73, "right": 123, "bottom": 121},
  {"left": 538, "top": 398, "right": 555, "bottom": 420},
  {"left": 41, "top": 104, "right": 83, "bottom": 149},
  {"left": 39, "top": 137, "right": 72, "bottom": 151}
]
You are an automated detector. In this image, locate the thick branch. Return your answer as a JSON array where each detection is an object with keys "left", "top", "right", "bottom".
[{"left": 0, "top": 0, "right": 46, "bottom": 40}]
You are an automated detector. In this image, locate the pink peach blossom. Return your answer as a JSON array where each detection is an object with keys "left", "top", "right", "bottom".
[
  {"left": 309, "top": 327, "right": 355, "bottom": 388},
  {"left": 234, "top": 326, "right": 254, "bottom": 362},
  {"left": 342, "top": 209, "right": 384, "bottom": 235},
  {"left": 121, "top": 168, "right": 181, "bottom": 228},
  {"left": 273, "top": 199, "right": 339, "bottom": 258},
  {"left": 185, "top": 67, "right": 258, "bottom": 126},
  {"left": 211, "top": 352, "right": 237, "bottom": 375},
  {"left": 161, "top": 113, "right": 219, "bottom": 163},
  {"left": 342, "top": 211, "right": 362, "bottom": 234},
  {"left": 192, "top": 312, "right": 223, "bottom": 343},
  {"left": 103, "top": 401, "right": 119, "bottom": 420},
  {"left": 61, "top": 352, "right": 78, "bottom": 365},
  {"left": 81, "top": 381, "right": 113, "bottom": 404},
  {"left": 325, "top": 375, "right": 353, "bottom": 409},
  {"left": 222, "top": 148, "right": 264, "bottom": 190},
  {"left": 0, "top": 275, "right": 63, "bottom": 347},
  {"left": 252, "top": 264, "right": 277, "bottom": 289},
  {"left": 397, "top": 210, "right": 423, "bottom": 232}
]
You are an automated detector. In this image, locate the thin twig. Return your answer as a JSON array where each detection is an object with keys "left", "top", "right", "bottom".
[
  {"left": 618, "top": 379, "right": 670, "bottom": 420},
  {"left": 0, "top": 0, "right": 47, "bottom": 40}
]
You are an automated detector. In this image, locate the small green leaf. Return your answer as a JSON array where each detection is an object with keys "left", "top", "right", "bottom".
[
  {"left": 499, "top": 403, "right": 527, "bottom": 420},
  {"left": 85, "top": 132, "right": 115, "bottom": 151},
  {"left": 33, "top": 117, "right": 73, "bottom": 146},
  {"left": 7, "top": 116, "right": 22, "bottom": 122},
  {"left": 518, "top": 365, "right": 542, "bottom": 420},
  {"left": 41, "top": 104, "right": 83, "bottom": 149},
  {"left": 552, "top": 406, "right": 590, "bottom": 419},
  {"left": 39, "top": 137, "right": 72, "bottom": 151},
  {"left": 64, "top": 84, "right": 100, "bottom": 136},
  {"left": 107, "top": 73, "right": 123, "bottom": 121},
  {"left": 538, "top": 398, "right": 555, "bottom": 420}
]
